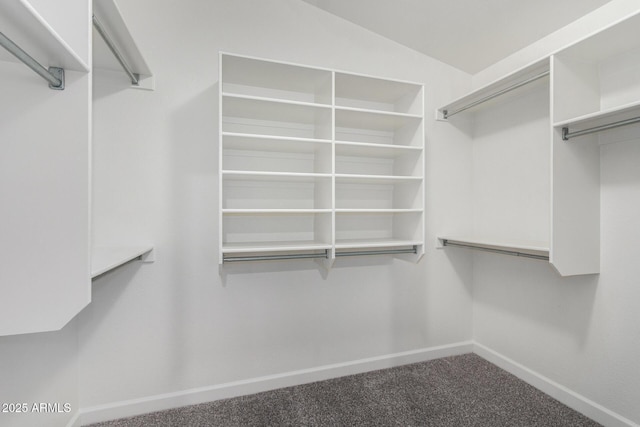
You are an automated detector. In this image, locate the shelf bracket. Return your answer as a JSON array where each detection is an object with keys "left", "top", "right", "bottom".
[{"left": 0, "top": 31, "right": 65, "bottom": 90}]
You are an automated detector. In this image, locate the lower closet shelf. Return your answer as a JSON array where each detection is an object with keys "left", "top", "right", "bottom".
[
  {"left": 438, "top": 236, "right": 549, "bottom": 260},
  {"left": 91, "top": 246, "right": 154, "bottom": 278}
]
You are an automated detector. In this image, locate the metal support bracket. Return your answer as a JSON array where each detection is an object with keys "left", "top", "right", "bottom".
[{"left": 48, "top": 67, "right": 64, "bottom": 90}]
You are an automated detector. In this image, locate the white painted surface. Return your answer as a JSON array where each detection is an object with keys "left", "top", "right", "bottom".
[
  {"left": 79, "top": 0, "right": 473, "bottom": 410},
  {"left": 0, "top": 20, "right": 91, "bottom": 336},
  {"left": 470, "top": 3, "right": 640, "bottom": 423},
  {"left": 0, "top": 321, "right": 79, "bottom": 427}
]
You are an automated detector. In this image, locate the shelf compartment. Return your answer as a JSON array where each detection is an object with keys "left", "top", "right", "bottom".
[
  {"left": 335, "top": 72, "right": 422, "bottom": 115},
  {"left": 223, "top": 133, "right": 332, "bottom": 174},
  {"left": 91, "top": 246, "right": 154, "bottom": 279},
  {"left": 438, "top": 236, "right": 549, "bottom": 260},
  {"left": 221, "top": 53, "right": 332, "bottom": 105},
  {"left": 438, "top": 58, "right": 549, "bottom": 119},
  {"left": 222, "top": 212, "right": 332, "bottom": 251},
  {"left": 335, "top": 178, "right": 422, "bottom": 210},
  {"left": 222, "top": 95, "right": 332, "bottom": 139},
  {"left": 335, "top": 108, "right": 422, "bottom": 147},
  {"left": 335, "top": 211, "right": 422, "bottom": 246},
  {"left": 222, "top": 172, "right": 332, "bottom": 210},
  {"left": 0, "top": 0, "right": 89, "bottom": 72},
  {"left": 335, "top": 145, "right": 422, "bottom": 177}
]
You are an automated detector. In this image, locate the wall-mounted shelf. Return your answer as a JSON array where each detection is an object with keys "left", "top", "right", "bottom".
[
  {"left": 91, "top": 246, "right": 155, "bottom": 279},
  {"left": 93, "top": 0, "right": 154, "bottom": 90},
  {"left": 0, "top": 0, "right": 89, "bottom": 72},
  {"left": 219, "top": 52, "right": 425, "bottom": 266},
  {"left": 438, "top": 237, "right": 549, "bottom": 261},
  {"left": 437, "top": 58, "right": 549, "bottom": 120},
  {"left": 555, "top": 100, "right": 640, "bottom": 141}
]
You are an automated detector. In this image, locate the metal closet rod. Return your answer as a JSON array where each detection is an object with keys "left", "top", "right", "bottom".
[
  {"left": 442, "top": 240, "right": 549, "bottom": 261},
  {"left": 0, "top": 31, "right": 64, "bottom": 90},
  {"left": 92, "top": 14, "right": 139, "bottom": 86},
  {"left": 443, "top": 70, "right": 549, "bottom": 119},
  {"left": 562, "top": 116, "right": 640, "bottom": 141},
  {"left": 223, "top": 246, "right": 418, "bottom": 263}
]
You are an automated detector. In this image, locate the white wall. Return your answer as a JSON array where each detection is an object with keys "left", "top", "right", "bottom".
[
  {"left": 0, "top": 321, "right": 79, "bottom": 427},
  {"left": 467, "top": 1, "right": 640, "bottom": 424},
  {"left": 78, "top": 0, "right": 473, "bottom": 416}
]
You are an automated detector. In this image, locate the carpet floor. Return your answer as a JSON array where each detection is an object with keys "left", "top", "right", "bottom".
[{"left": 86, "top": 353, "right": 601, "bottom": 426}]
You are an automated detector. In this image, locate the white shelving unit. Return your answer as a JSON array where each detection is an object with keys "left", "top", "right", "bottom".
[
  {"left": 219, "top": 53, "right": 425, "bottom": 266},
  {"left": 437, "top": 10, "right": 640, "bottom": 276}
]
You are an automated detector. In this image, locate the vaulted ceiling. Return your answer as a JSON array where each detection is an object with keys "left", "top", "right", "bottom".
[{"left": 301, "top": 0, "right": 613, "bottom": 74}]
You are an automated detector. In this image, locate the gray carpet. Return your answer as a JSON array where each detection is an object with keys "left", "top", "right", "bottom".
[{"left": 86, "top": 353, "right": 600, "bottom": 426}]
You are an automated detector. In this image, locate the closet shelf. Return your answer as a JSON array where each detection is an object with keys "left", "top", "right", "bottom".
[
  {"left": 438, "top": 236, "right": 549, "bottom": 260},
  {"left": 222, "top": 241, "right": 331, "bottom": 253},
  {"left": 335, "top": 174, "right": 422, "bottom": 184},
  {"left": 93, "top": 0, "right": 154, "bottom": 90},
  {"left": 336, "top": 108, "right": 421, "bottom": 131},
  {"left": 554, "top": 100, "right": 640, "bottom": 140},
  {"left": 222, "top": 170, "right": 332, "bottom": 181},
  {"left": 223, "top": 133, "right": 332, "bottom": 151},
  {"left": 335, "top": 209, "right": 422, "bottom": 213},
  {"left": 223, "top": 94, "right": 331, "bottom": 124},
  {"left": 91, "top": 246, "right": 154, "bottom": 279},
  {"left": 335, "top": 141, "right": 422, "bottom": 157},
  {"left": 437, "top": 58, "right": 549, "bottom": 120},
  {"left": 0, "top": 0, "right": 89, "bottom": 72},
  {"left": 222, "top": 92, "right": 331, "bottom": 108},
  {"left": 223, "top": 209, "right": 331, "bottom": 214},
  {"left": 335, "top": 238, "right": 422, "bottom": 250}
]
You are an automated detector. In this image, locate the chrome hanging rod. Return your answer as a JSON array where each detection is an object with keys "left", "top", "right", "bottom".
[
  {"left": 562, "top": 116, "right": 640, "bottom": 141},
  {"left": 335, "top": 246, "right": 417, "bottom": 257},
  {"left": 441, "top": 240, "right": 549, "bottom": 261},
  {"left": 222, "top": 246, "right": 418, "bottom": 263},
  {"left": 223, "top": 251, "right": 329, "bottom": 263},
  {"left": 0, "top": 31, "right": 64, "bottom": 90},
  {"left": 92, "top": 14, "right": 139, "bottom": 86},
  {"left": 443, "top": 70, "right": 549, "bottom": 119}
]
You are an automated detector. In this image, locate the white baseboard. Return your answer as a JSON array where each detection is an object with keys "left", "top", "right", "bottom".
[
  {"left": 78, "top": 341, "right": 474, "bottom": 426},
  {"left": 473, "top": 342, "right": 639, "bottom": 427}
]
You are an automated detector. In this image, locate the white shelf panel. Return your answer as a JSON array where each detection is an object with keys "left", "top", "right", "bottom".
[
  {"left": 335, "top": 238, "right": 422, "bottom": 250},
  {"left": 335, "top": 174, "right": 422, "bottom": 184},
  {"left": 222, "top": 170, "right": 332, "bottom": 182},
  {"left": 335, "top": 140, "right": 422, "bottom": 157},
  {"left": 335, "top": 107, "right": 422, "bottom": 131},
  {"left": 554, "top": 99, "right": 640, "bottom": 134},
  {"left": 335, "top": 209, "right": 422, "bottom": 213},
  {"left": 0, "top": 0, "right": 89, "bottom": 71},
  {"left": 222, "top": 241, "right": 332, "bottom": 253},
  {"left": 438, "top": 58, "right": 549, "bottom": 118},
  {"left": 438, "top": 236, "right": 549, "bottom": 258},
  {"left": 223, "top": 93, "right": 331, "bottom": 113},
  {"left": 223, "top": 209, "right": 332, "bottom": 214},
  {"left": 91, "top": 246, "right": 154, "bottom": 278},
  {"left": 223, "top": 133, "right": 332, "bottom": 153}
]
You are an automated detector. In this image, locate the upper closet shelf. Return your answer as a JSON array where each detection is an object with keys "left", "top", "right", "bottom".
[
  {"left": 93, "top": 0, "right": 154, "bottom": 90},
  {"left": 556, "top": 100, "right": 640, "bottom": 141},
  {"left": 0, "top": 0, "right": 89, "bottom": 72},
  {"left": 91, "top": 246, "right": 154, "bottom": 279},
  {"left": 437, "top": 58, "right": 549, "bottom": 120},
  {"left": 438, "top": 236, "right": 549, "bottom": 260}
]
